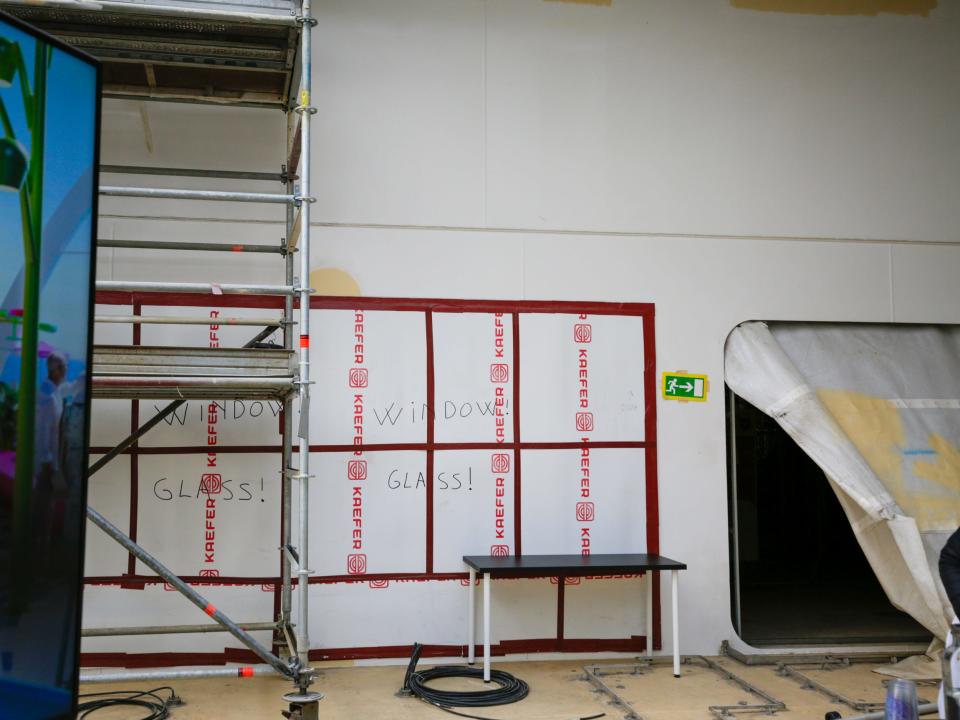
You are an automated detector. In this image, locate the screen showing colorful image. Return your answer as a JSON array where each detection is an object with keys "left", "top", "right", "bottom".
[{"left": 0, "top": 12, "right": 99, "bottom": 720}]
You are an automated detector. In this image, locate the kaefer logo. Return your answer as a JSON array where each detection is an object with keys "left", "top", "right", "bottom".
[
  {"left": 347, "top": 553, "right": 367, "bottom": 575},
  {"left": 200, "top": 473, "right": 222, "bottom": 495},
  {"left": 491, "top": 453, "right": 510, "bottom": 474},
  {"left": 574, "top": 324, "right": 593, "bottom": 344},
  {"left": 576, "top": 502, "right": 595, "bottom": 522},
  {"left": 368, "top": 579, "right": 389, "bottom": 589},
  {"left": 261, "top": 583, "right": 275, "bottom": 593},
  {"left": 489, "top": 363, "right": 509, "bottom": 384},
  {"left": 347, "top": 460, "right": 368, "bottom": 481},
  {"left": 199, "top": 569, "right": 220, "bottom": 578},
  {"left": 490, "top": 544, "right": 510, "bottom": 557},
  {"left": 349, "top": 368, "right": 369, "bottom": 388},
  {"left": 550, "top": 576, "right": 582, "bottom": 585},
  {"left": 576, "top": 412, "right": 594, "bottom": 432}
]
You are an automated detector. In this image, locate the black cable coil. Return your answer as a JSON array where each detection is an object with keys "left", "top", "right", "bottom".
[
  {"left": 76, "top": 686, "right": 182, "bottom": 719},
  {"left": 403, "top": 642, "right": 529, "bottom": 718}
]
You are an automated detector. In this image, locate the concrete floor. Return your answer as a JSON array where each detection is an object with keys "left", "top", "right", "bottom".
[{"left": 78, "top": 656, "right": 939, "bottom": 719}]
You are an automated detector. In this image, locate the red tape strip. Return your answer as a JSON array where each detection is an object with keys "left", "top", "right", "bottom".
[
  {"left": 299, "top": 335, "right": 309, "bottom": 348},
  {"left": 239, "top": 667, "right": 254, "bottom": 678},
  {"left": 204, "top": 603, "right": 216, "bottom": 617}
]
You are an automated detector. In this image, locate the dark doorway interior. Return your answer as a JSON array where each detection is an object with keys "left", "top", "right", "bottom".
[{"left": 727, "top": 391, "right": 931, "bottom": 646}]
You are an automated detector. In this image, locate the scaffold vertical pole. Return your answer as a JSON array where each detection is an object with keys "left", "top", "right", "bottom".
[
  {"left": 279, "top": 115, "right": 295, "bottom": 660},
  {"left": 295, "top": 0, "right": 315, "bottom": 683}
]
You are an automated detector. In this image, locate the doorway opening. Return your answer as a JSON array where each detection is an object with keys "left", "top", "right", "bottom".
[{"left": 726, "top": 390, "right": 931, "bottom": 646}]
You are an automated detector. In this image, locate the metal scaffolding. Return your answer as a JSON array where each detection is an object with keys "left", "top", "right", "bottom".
[{"left": 15, "top": 0, "right": 323, "bottom": 713}]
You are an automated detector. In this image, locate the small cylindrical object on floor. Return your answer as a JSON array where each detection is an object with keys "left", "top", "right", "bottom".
[{"left": 885, "top": 678, "right": 919, "bottom": 720}]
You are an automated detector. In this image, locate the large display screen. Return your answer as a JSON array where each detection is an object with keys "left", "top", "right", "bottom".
[{"left": 0, "top": 11, "right": 100, "bottom": 719}]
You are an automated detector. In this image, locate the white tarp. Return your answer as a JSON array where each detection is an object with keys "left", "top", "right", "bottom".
[{"left": 725, "top": 322, "right": 959, "bottom": 642}]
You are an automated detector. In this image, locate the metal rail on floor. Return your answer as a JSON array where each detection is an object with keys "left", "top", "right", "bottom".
[
  {"left": 776, "top": 661, "right": 933, "bottom": 714},
  {"left": 583, "top": 658, "right": 788, "bottom": 720},
  {"left": 582, "top": 663, "right": 647, "bottom": 720},
  {"left": 696, "top": 656, "right": 787, "bottom": 719}
]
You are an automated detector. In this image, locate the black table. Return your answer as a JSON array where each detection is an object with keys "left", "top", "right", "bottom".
[{"left": 463, "top": 553, "right": 687, "bottom": 680}]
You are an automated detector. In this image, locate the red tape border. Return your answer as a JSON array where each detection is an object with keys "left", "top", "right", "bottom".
[{"left": 87, "top": 293, "right": 660, "bottom": 659}]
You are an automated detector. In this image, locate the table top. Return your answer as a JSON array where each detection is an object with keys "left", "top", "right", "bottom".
[{"left": 462, "top": 553, "right": 686, "bottom": 575}]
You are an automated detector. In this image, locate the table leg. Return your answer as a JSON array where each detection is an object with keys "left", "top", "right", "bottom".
[
  {"left": 645, "top": 571, "right": 653, "bottom": 658},
  {"left": 468, "top": 567, "right": 476, "bottom": 664},
  {"left": 483, "top": 572, "right": 491, "bottom": 683},
  {"left": 672, "top": 569, "right": 680, "bottom": 678}
]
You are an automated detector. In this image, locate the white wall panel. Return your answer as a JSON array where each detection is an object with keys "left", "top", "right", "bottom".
[
  {"left": 313, "top": 0, "right": 485, "bottom": 226},
  {"left": 891, "top": 244, "right": 960, "bottom": 324},
  {"left": 484, "top": 0, "right": 960, "bottom": 241}
]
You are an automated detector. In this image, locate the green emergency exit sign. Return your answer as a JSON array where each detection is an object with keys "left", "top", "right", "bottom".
[{"left": 662, "top": 372, "right": 709, "bottom": 402}]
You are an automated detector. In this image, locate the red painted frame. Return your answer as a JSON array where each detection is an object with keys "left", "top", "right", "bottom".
[{"left": 85, "top": 292, "right": 659, "bottom": 665}]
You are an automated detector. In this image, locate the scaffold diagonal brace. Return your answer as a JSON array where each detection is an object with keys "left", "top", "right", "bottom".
[{"left": 86, "top": 504, "right": 296, "bottom": 680}]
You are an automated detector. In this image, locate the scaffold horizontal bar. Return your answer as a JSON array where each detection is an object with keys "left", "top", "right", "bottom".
[
  {"left": 98, "top": 239, "right": 283, "bottom": 253},
  {"left": 79, "top": 665, "right": 283, "bottom": 684},
  {"left": 101, "top": 165, "right": 283, "bottom": 182},
  {"left": 100, "top": 186, "right": 296, "bottom": 203},
  {"left": 96, "top": 315, "right": 285, "bottom": 326},
  {"left": 83, "top": 621, "right": 278, "bottom": 637},
  {"left": 95, "top": 280, "right": 295, "bottom": 295}
]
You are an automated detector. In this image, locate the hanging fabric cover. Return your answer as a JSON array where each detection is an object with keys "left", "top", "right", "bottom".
[{"left": 725, "top": 321, "right": 959, "bottom": 641}]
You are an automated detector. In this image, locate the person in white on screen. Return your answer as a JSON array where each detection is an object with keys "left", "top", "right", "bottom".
[{"left": 33, "top": 352, "right": 67, "bottom": 541}]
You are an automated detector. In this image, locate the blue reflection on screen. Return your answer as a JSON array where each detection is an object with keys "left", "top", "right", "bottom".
[{"left": 0, "top": 15, "right": 98, "bottom": 720}]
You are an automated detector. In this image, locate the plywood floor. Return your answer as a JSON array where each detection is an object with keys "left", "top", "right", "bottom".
[{"left": 78, "top": 656, "right": 938, "bottom": 719}]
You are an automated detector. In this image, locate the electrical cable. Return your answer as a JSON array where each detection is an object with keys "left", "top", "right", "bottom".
[
  {"left": 76, "top": 685, "right": 182, "bottom": 719},
  {"left": 402, "top": 642, "right": 529, "bottom": 720}
]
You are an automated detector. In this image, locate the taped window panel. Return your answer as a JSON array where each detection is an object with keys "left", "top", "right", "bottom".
[
  {"left": 133, "top": 453, "right": 281, "bottom": 578},
  {"left": 725, "top": 321, "right": 958, "bottom": 640},
  {"left": 519, "top": 313, "right": 646, "bottom": 443},
  {"left": 432, "top": 449, "right": 515, "bottom": 573},
  {"left": 520, "top": 447, "right": 647, "bottom": 556},
  {"left": 309, "top": 451, "right": 427, "bottom": 577},
  {"left": 310, "top": 309, "right": 427, "bottom": 446},
  {"left": 433, "top": 312, "right": 515, "bottom": 445}
]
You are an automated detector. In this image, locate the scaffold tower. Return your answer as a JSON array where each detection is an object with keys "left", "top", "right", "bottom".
[{"left": 0, "top": 0, "right": 321, "bottom": 714}]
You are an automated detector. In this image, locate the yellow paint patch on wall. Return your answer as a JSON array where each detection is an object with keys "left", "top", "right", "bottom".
[
  {"left": 731, "top": 0, "right": 936, "bottom": 16},
  {"left": 818, "top": 389, "right": 960, "bottom": 531},
  {"left": 309, "top": 267, "right": 361, "bottom": 297},
  {"left": 544, "top": 0, "right": 612, "bottom": 7},
  {"left": 818, "top": 389, "right": 904, "bottom": 487},
  {"left": 913, "top": 434, "right": 960, "bottom": 495}
]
